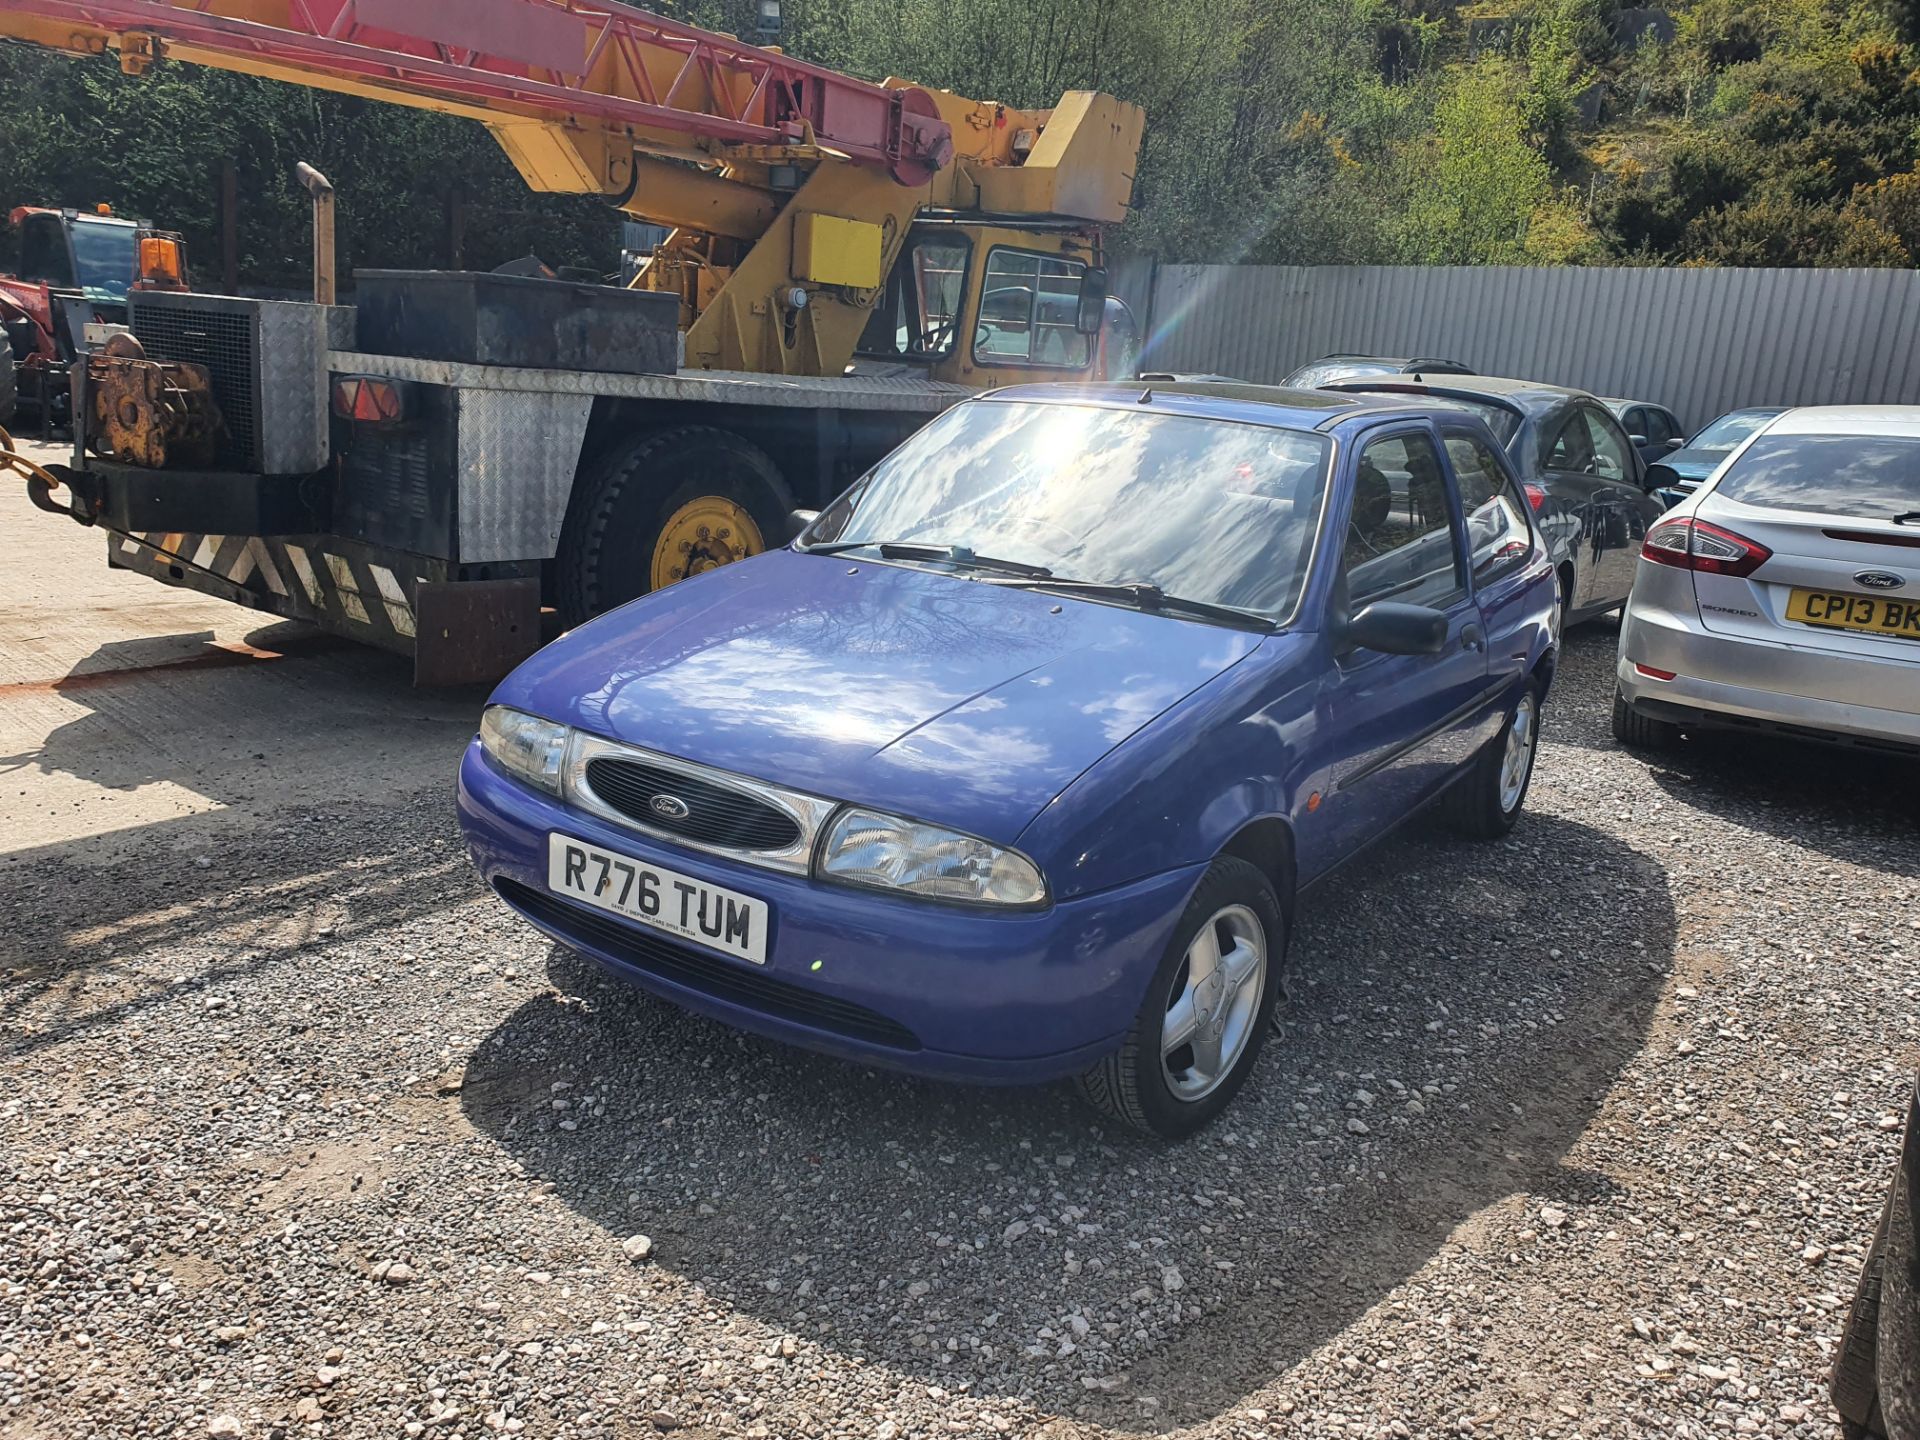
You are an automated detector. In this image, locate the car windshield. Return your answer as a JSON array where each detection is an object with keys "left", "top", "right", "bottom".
[
  {"left": 1714, "top": 432, "right": 1920, "bottom": 520},
  {"left": 1287, "top": 359, "right": 1396, "bottom": 388},
  {"left": 1689, "top": 410, "right": 1776, "bottom": 452},
  {"left": 68, "top": 218, "right": 137, "bottom": 301},
  {"left": 802, "top": 400, "right": 1333, "bottom": 619}
]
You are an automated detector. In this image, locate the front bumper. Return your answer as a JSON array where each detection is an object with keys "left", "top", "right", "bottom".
[
  {"left": 1618, "top": 577, "right": 1920, "bottom": 753},
  {"left": 457, "top": 742, "right": 1201, "bottom": 1084}
]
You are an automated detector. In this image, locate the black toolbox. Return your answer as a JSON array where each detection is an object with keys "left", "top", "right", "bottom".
[{"left": 352, "top": 270, "right": 679, "bottom": 375}]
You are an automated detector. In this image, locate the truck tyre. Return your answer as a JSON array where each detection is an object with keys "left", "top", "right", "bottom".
[
  {"left": 556, "top": 425, "right": 794, "bottom": 625},
  {"left": 0, "top": 355, "right": 16, "bottom": 430}
]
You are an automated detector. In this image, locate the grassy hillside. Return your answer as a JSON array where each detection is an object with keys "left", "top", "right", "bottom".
[{"left": 4, "top": 0, "right": 1917, "bottom": 279}]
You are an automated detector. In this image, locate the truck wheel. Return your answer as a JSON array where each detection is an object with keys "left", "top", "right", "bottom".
[
  {"left": 556, "top": 425, "right": 794, "bottom": 624},
  {"left": 0, "top": 357, "right": 16, "bottom": 429}
]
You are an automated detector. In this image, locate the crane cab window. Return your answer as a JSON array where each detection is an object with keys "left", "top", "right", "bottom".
[
  {"left": 974, "top": 248, "right": 1093, "bottom": 369},
  {"left": 17, "top": 214, "right": 74, "bottom": 288},
  {"left": 857, "top": 234, "right": 969, "bottom": 361}
]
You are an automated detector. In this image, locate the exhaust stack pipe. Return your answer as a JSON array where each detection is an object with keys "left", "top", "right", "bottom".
[{"left": 295, "top": 162, "right": 336, "bottom": 306}]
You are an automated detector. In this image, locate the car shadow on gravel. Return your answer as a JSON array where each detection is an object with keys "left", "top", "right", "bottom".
[
  {"left": 1639, "top": 730, "right": 1920, "bottom": 869},
  {"left": 461, "top": 810, "right": 1675, "bottom": 1433}
]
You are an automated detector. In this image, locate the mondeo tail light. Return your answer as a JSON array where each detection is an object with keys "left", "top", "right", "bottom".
[
  {"left": 1523, "top": 482, "right": 1547, "bottom": 512},
  {"left": 1641, "top": 517, "right": 1772, "bottom": 578}
]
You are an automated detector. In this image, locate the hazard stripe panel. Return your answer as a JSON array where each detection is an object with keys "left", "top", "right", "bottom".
[{"left": 106, "top": 529, "right": 434, "bottom": 656}]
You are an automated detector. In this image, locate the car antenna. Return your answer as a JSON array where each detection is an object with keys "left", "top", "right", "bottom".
[{"left": 1138, "top": 387, "right": 1154, "bottom": 404}]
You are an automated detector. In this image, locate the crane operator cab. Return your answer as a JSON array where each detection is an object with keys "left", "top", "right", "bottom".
[{"left": 855, "top": 225, "right": 1139, "bottom": 385}]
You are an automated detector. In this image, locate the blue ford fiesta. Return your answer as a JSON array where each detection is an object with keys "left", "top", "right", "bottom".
[{"left": 458, "top": 384, "right": 1558, "bottom": 1137}]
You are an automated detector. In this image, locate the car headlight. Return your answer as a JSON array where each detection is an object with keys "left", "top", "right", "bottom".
[
  {"left": 815, "top": 807, "right": 1047, "bottom": 907},
  {"left": 479, "top": 706, "right": 569, "bottom": 796}
]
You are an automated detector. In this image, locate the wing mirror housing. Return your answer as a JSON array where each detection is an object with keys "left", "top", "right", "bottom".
[
  {"left": 1343, "top": 601, "right": 1449, "bottom": 656},
  {"left": 787, "top": 508, "right": 819, "bottom": 542},
  {"left": 1628, "top": 433, "right": 1648, "bottom": 447},
  {"left": 1075, "top": 267, "right": 1110, "bottom": 335}
]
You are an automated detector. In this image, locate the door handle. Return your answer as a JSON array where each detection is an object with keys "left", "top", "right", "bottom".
[{"left": 1461, "top": 624, "right": 1486, "bottom": 653}]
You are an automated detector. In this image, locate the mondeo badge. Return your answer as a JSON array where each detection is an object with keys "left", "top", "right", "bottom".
[
  {"left": 649, "top": 793, "right": 691, "bottom": 820},
  {"left": 1854, "top": 570, "right": 1906, "bottom": 590}
]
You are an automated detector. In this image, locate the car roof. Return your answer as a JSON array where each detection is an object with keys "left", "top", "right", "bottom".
[
  {"left": 1766, "top": 405, "right": 1920, "bottom": 436},
  {"left": 1603, "top": 397, "right": 1670, "bottom": 412},
  {"left": 1316, "top": 352, "right": 1471, "bottom": 368},
  {"left": 981, "top": 381, "right": 1450, "bottom": 432},
  {"left": 1332, "top": 372, "right": 1597, "bottom": 409}
]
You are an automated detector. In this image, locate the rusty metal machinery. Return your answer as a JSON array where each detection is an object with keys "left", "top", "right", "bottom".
[{"left": 84, "top": 333, "right": 223, "bottom": 470}]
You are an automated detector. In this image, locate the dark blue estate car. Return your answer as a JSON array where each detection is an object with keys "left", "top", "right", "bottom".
[
  {"left": 1646, "top": 407, "right": 1788, "bottom": 507},
  {"left": 458, "top": 383, "right": 1558, "bottom": 1137}
]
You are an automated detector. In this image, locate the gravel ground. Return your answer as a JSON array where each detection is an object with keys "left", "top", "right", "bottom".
[{"left": 3, "top": 620, "right": 1917, "bottom": 1440}]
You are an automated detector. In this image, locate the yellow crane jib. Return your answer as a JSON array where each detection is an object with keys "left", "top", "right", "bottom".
[{"left": 0, "top": 0, "right": 1145, "bottom": 378}]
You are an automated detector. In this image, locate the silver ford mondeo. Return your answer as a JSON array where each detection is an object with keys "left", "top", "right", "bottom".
[{"left": 1613, "top": 406, "right": 1920, "bottom": 757}]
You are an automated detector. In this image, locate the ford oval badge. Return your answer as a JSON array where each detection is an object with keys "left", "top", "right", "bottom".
[
  {"left": 649, "top": 793, "right": 691, "bottom": 820},
  {"left": 1854, "top": 570, "right": 1906, "bottom": 590}
]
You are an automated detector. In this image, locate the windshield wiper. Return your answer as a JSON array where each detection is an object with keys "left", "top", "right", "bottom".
[
  {"left": 798, "top": 540, "right": 1054, "bottom": 577},
  {"left": 1893, "top": 511, "right": 1920, "bottom": 526},
  {"left": 983, "top": 577, "right": 1275, "bottom": 631}
]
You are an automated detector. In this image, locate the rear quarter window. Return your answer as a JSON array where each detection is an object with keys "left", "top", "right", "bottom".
[{"left": 1714, "top": 433, "right": 1920, "bottom": 521}]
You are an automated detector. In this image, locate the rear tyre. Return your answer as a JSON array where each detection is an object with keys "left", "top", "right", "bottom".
[
  {"left": 555, "top": 425, "right": 793, "bottom": 626},
  {"left": 1448, "top": 682, "right": 1541, "bottom": 840},
  {"left": 1611, "top": 685, "right": 1681, "bottom": 752},
  {"left": 1831, "top": 1197, "right": 1890, "bottom": 1434},
  {"left": 1076, "top": 857, "right": 1284, "bottom": 1140}
]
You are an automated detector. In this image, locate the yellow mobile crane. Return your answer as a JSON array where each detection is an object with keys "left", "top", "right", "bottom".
[{"left": 0, "top": 0, "right": 1144, "bottom": 680}]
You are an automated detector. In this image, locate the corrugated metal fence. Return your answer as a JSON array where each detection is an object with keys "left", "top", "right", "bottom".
[{"left": 1127, "top": 264, "right": 1920, "bottom": 433}]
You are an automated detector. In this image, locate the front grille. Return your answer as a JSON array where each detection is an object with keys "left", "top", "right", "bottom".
[
  {"left": 132, "top": 304, "right": 255, "bottom": 466},
  {"left": 495, "top": 878, "right": 920, "bottom": 1050},
  {"left": 584, "top": 757, "right": 802, "bottom": 852}
]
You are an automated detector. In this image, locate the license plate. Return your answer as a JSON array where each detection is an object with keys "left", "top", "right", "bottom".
[
  {"left": 547, "top": 834, "right": 769, "bottom": 965},
  {"left": 1786, "top": 588, "right": 1920, "bottom": 642}
]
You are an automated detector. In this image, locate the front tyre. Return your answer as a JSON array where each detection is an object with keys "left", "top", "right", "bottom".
[
  {"left": 1449, "top": 682, "right": 1542, "bottom": 839},
  {"left": 1077, "top": 856, "right": 1284, "bottom": 1140},
  {"left": 555, "top": 425, "right": 793, "bottom": 625}
]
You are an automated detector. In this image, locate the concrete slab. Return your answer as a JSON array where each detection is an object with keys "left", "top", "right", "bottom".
[{"left": 0, "top": 438, "right": 486, "bottom": 859}]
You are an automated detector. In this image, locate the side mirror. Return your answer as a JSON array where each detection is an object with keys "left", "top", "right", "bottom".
[
  {"left": 787, "top": 509, "right": 819, "bottom": 542},
  {"left": 1075, "top": 267, "right": 1109, "bottom": 336},
  {"left": 1628, "top": 434, "right": 1648, "bottom": 447},
  {"left": 1344, "top": 601, "right": 1448, "bottom": 656},
  {"left": 1665, "top": 436, "right": 1685, "bottom": 451}
]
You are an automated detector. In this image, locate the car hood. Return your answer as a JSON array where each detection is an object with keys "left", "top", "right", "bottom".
[{"left": 495, "top": 549, "right": 1263, "bottom": 842}]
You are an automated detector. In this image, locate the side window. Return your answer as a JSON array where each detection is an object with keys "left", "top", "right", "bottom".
[
  {"left": 857, "top": 234, "right": 969, "bottom": 360},
  {"left": 974, "top": 248, "right": 1093, "bottom": 368},
  {"left": 1642, "top": 408, "right": 1674, "bottom": 445},
  {"left": 1345, "top": 432, "right": 1465, "bottom": 610},
  {"left": 1582, "top": 407, "right": 1634, "bottom": 481},
  {"left": 1545, "top": 412, "right": 1594, "bottom": 473},
  {"left": 18, "top": 216, "right": 73, "bottom": 287},
  {"left": 1444, "top": 432, "right": 1535, "bottom": 585}
]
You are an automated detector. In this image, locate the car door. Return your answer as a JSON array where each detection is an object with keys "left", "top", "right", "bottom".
[
  {"left": 1543, "top": 404, "right": 1647, "bottom": 611},
  {"left": 1442, "top": 425, "right": 1545, "bottom": 713},
  {"left": 1315, "top": 424, "right": 1489, "bottom": 864}
]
